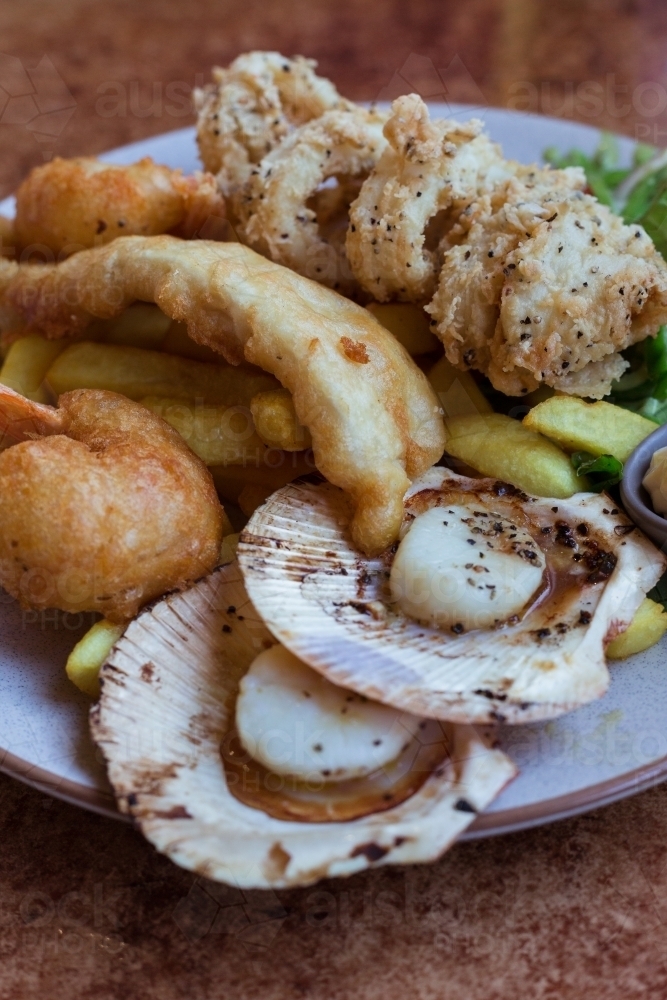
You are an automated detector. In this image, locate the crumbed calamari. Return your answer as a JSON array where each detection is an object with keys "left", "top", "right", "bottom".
[
  {"left": 346, "top": 95, "right": 513, "bottom": 303},
  {"left": 0, "top": 387, "right": 224, "bottom": 622},
  {"left": 13, "top": 157, "right": 226, "bottom": 257},
  {"left": 195, "top": 51, "right": 351, "bottom": 203},
  {"left": 429, "top": 180, "right": 667, "bottom": 398},
  {"left": 0, "top": 236, "right": 445, "bottom": 555},
  {"left": 428, "top": 169, "right": 585, "bottom": 390},
  {"left": 239, "top": 107, "right": 387, "bottom": 295}
]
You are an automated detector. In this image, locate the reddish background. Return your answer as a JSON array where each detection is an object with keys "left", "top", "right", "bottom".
[{"left": 2, "top": 2, "right": 667, "bottom": 998}]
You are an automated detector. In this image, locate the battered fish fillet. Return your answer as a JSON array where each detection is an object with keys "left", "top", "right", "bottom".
[
  {"left": 195, "top": 52, "right": 352, "bottom": 202},
  {"left": 346, "top": 95, "right": 513, "bottom": 303},
  {"left": 239, "top": 107, "right": 387, "bottom": 295},
  {"left": 0, "top": 387, "right": 224, "bottom": 622},
  {"left": 14, "top": 157, "right": 226, "bottom": 257},
  {"left": 0, "top": 236, "right": 445, "bottom": 555},
  {"left": 428, "top": 181, "right": 667, "bottom": 398}
]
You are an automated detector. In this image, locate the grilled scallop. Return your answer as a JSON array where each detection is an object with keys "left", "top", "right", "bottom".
[
  {"left": 91, "top": 558, "right": 515, "bottom": 889},
  {"left": 238, "top": 467, "right": 666, "bottom": 724}
]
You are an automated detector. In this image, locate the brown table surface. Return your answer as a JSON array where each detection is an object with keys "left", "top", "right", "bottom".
[{"left": 2, "top": 1, "right": 667, "bottom": 996}]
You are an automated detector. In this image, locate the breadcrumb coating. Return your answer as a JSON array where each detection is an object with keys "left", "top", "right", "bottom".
[
  {"left": 346, "top": 95, "right": 513, "bottom": 303},
  {"left": 195, "top": 52, "right": 351, "bottom": 202},
  {"left": 239, "top": 107, "right": 387, "bottom": 295},
  {"left": 429, "top": 175, "right": 667, "bottom": 398}
]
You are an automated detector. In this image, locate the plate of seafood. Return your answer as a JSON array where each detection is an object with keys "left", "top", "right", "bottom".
[{"left": 2, "top": 51, "right": 667, "bottom": 888}]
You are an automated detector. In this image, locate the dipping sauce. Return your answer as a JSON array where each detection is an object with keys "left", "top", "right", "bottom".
[{"left": 643, "top": 446, "right": 667, "bottom": 515}]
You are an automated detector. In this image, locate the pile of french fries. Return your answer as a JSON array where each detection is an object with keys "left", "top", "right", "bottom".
[{"left": 3, "top": 301, "right": 664, "bottom": 691}]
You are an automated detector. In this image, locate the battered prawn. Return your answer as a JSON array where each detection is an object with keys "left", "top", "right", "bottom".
[
  {"left": 13, "top": 156, "right": 226, "bottom": 258},
  {"left": 0, "top": 386, "right": 224, "bottom": 622},
  {"left": 0, "top": 236, "right": 446, "bottom": 556},
  {"left": 195, "top": 51, "right": 351, "bottom": 202},
  {"left": 346, "top": 94, "right": 512, "bottom": 303},
  {"left": 239, "top": 107, "right": 387, "bottom": 294}
]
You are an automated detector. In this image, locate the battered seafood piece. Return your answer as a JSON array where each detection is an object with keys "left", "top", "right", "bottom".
[
  {"left": 195, "top": 51, "right": 351, "bottom": 201},
  {"left": 429, "top": 184, "right": 667, "bottom": 398},
  {"left": 346, "top": 94, "right": 513, "bottom": 303},
  {"left": 14, "top": 157, "right": 226, "bottom": 257},
  {"left": 0, "top": 236, "right": 445, "bottom": 555},
  {"left": 239, "top": 107, "right": 387, "bottom": 294},
  {"left": 0, "top": 386, "right": 224, "bottom": 622}
]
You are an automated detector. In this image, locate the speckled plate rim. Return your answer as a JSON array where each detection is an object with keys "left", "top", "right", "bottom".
[
  {"left": 464, "top": 754, "right": 667, "bottom": 838},
  {"left": 1, "top": 105, "right": 666, "bottom": 839},
  {"left": 3, "top": 738, "right": 666, "bottom": 837},
  {"left": 0, "top": 747, "right": 119, "bottom": 820}
]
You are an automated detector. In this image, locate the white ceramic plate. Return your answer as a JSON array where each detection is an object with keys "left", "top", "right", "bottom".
[{"left": 2, "top": 105, "right": 666, "bottom": 835}]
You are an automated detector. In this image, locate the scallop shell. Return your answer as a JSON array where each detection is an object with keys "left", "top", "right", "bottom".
[
  {"left": 237, "top": 467, "right": 666, "bottom": 725},
  {"left": 90, "top": 559, "right": 515, "bottom": 889}
]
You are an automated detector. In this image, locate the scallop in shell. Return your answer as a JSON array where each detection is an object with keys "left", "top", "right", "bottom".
[
  {"left": 90, "top": 558, "right": 515, "bottom": 889},
  {"left": 237, "top": 467, "right": 666, "bottom": 725}
]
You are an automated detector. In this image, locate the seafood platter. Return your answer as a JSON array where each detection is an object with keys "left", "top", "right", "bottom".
[{"left": 2, "top": 52, "right": 667, "bottom": 887}]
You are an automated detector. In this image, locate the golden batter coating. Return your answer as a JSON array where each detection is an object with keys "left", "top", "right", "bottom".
[
  {"left": 0, "top": 387, "right": 224, "bottom": 622},
  {"left": 14, "top": 157, "right": 226, "bottom": 257},
  {"left": 346, "top": 95, "right": 512, "bottom": 303},
  {"left": 195, "top": 51, "right": 351, "bottom": 202},
  {"left": 238, "top": 107, "right": 387, "bottom": 295},
  {"left": 0, "top": 236, "right": 445, "bottom": 555}
]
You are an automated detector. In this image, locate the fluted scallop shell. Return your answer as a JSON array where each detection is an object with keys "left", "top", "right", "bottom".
[
  {"left": 237, "top": 467, "right": 666, "bottom": 725},
  {"left": 90, "top": 559, "right": 515, "bottom": 889}
]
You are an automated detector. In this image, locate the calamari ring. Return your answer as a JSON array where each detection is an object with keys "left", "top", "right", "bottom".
[
  {"left": 427, "top": 169, "right": 586, "bottom": 393},
  {"left": 0, "top": 236, "right": 446, "bottom": 555},
  {"left": 346, "top": 94, "right": 511, "bottom": 303},
  {"left": 239, "top": 108, "right": 387, "bottom": 295},
  {"left": 427, "top": 181, "right": 667, "bottom": 400},
  {"left": 195, "top": 51, "right": 351, "bottom": 201},
  {"left": 14, "top": 157, "right": 226, "bottom": 258}
]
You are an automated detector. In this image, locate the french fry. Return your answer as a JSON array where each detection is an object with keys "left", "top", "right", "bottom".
[
  {"left": 523, "top": 397, "right": 656, "bottom": 462},
  {"left": 607, "top": 598, "right": 667, "bottom": 659},
  {"left": 428, "top": 355, "right": 493, "bottom": 417},
  {"left": 88, "top": 302, "right": 172, "bottom": 350},
  {"left": 209, "top": 451, "right": 316, "bottom": 504},
  {"left": 141, "top": 396, "right": 268, "bottom": 466},
  {"left": 47, "top": 341, "right": 279, "bottom": 405},
  {"left": 444, "top": 413, "right": 590, "bottom": 497},
  {"left": 161, "top": 320, "right": 228, "bottom": 364},
  {"left": 366, "top": 303, "right": 440, "bottom": 355},
  {"left": 219, "top": 532, "right": 240, "bottom": 565},
  {"left": 0, "top": 335, "right": 69, "bottom": 404},
  {"left": 220, "top": 508, "right": 235, "bottom": 537},
  {"left": 250, "top": 388, "right": 312, "bottom": 451},
  {"left": 66, "top": 619, "right": 124, "bottom": 698}
]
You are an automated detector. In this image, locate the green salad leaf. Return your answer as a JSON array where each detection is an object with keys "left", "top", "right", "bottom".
[
  {"left": 623, "top": 167, "right": 667, "bottom": 259},
  {"left": 607, "top": 327, "right": 667, "bottom": 425},
  {"left": 544, "top": 132, "right": 630, "bottom": 207},
  {"left": 648, "top": 573, "right": 667, "bottom": 613},
  {"left": 571, "top": 451, "right": 624, "bottom": 491}
]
